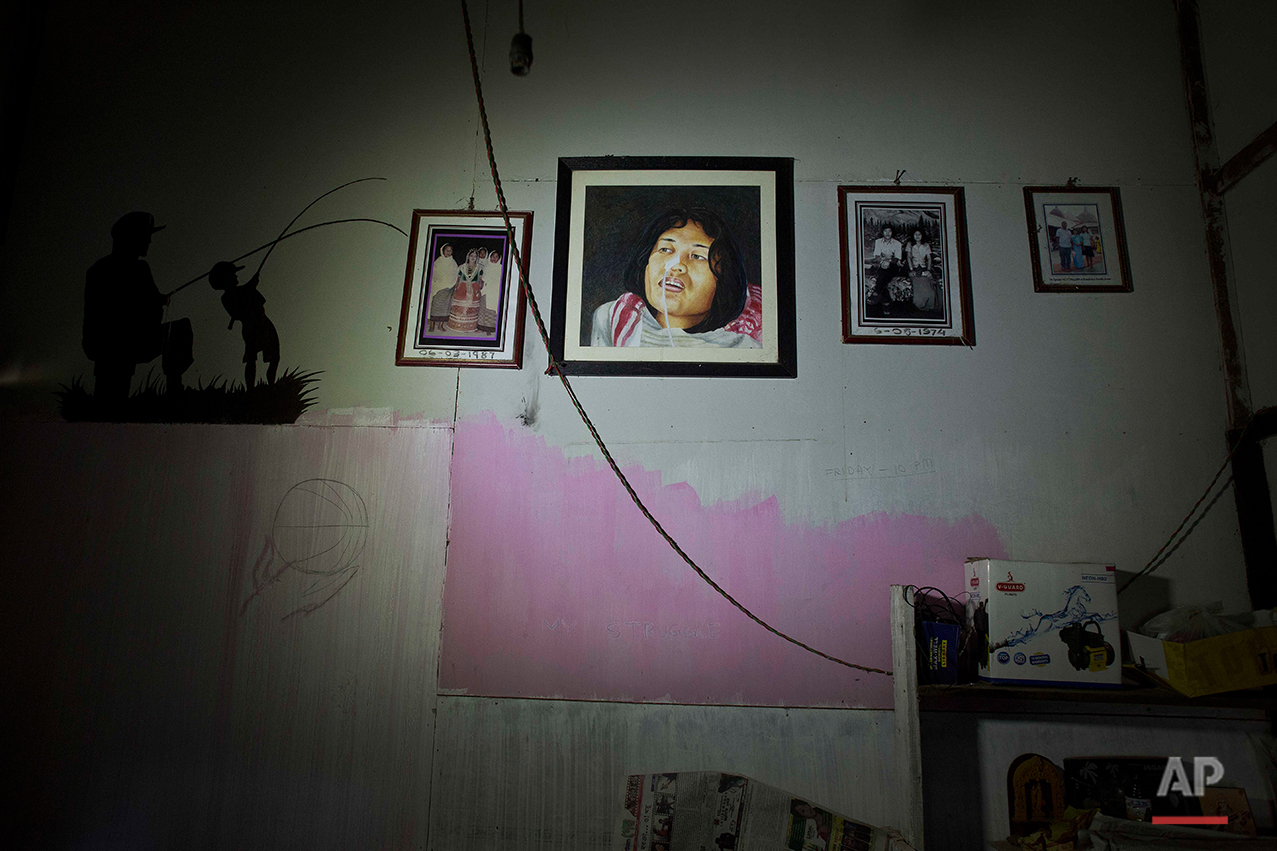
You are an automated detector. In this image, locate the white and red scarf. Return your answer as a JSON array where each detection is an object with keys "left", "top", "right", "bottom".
[{"left": 607, "top": 284, "right": 763, "bottom": 347}]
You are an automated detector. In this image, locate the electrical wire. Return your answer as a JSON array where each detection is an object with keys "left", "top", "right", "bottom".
[
  {"left": 904, "top": 585, "right": 965, "bottom": 622},
  {"left": 458, "top": 0, "right": 890, "bottom": 677},
  {"left": 904, "top": 584, "right": 979, "bottom": 688},
  {"left": 1118, "top": 416, "right": 1255, "bottom": 595}
]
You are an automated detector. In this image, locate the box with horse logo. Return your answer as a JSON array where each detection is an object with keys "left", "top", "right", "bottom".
[{"left": 966, "top": 559, "right": 1121, "bottom": 687}]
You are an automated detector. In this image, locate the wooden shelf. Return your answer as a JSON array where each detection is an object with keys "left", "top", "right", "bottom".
[
  {"left": 917, "top": 680, "right": 1274, "bottom": 719},
  {"left": 888, "top": 586, "right": 1275, "bottom": 850}
]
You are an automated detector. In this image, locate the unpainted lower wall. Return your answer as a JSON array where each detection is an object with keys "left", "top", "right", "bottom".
[{"left": 6, "top": 423, "right": 906, "bottom": 847}]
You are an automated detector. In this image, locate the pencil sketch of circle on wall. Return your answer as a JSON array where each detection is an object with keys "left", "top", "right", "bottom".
[
  {"left": 272, "top": 479, "right": 369, "bottom": 575},
  {"left": 242, "top": 478, "right": 369, "bottom": 620}
]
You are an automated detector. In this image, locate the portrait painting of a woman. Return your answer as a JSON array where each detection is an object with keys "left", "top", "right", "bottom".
[
  {"left": 590, "top": 207, "right": 762, "bottom": 349},
  {"left": 551, "top": 157, "right": 796, "bottom": 377}
]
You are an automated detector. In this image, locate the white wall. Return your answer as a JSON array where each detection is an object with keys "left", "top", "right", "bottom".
[
  {"left": 6, "top": 423, "right": 452, "bottom": 847},
  {"left": 2, "top": 1, "right": 1263, "bottom": 848}
]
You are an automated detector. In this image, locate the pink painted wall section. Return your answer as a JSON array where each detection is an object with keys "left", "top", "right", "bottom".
[{"left": 439, "top": 415, "right": 1007, "bottom": 707}]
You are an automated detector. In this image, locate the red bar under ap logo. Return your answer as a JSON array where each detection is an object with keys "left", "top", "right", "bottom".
[{"left": 1154, "top": 757, "right": 1227, "bottom": 824}]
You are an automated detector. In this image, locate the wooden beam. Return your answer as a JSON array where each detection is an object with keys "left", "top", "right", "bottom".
[
  {"left": 1246, "top": 404, "right": 1277, "bottom": 442},
  {"left": 1231, "top": 405, "right": 1277, "bottom": 608},
  {"left": 1213, "top": 118, "right": 1277, "bottom": 195},
  {"left": 1175, "top": 0, "right": 1277, "bottom": 625},
  {"left": 890, "top": 585, "right": 924, "bottom": 850},
  {"left": 1175, "top": 0, "right": 1252, "bottom": 428}
]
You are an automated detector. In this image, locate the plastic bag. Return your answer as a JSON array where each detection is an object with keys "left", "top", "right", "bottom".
[{"left": 1139, "top": 603, "right": 1260, "bottom": 643}]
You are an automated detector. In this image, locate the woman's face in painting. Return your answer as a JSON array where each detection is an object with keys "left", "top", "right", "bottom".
[
  {"left": 442, "top": 245, "right": 452, "bottom": 257},
  {"left": 466, "top": 250, "right": 478, "bottom": 269},
  {"left": 644, "top": 221, "right": 717, "bottom": 329}
]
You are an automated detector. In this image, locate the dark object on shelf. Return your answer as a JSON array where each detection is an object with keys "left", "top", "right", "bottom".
[
  {"left": 974, "top": 599, "right": 989, "bottom": 670},
  {"left": 921, "top": 620, "right": 960, "bottom": 684},
  {"left": 1063, "top": 757, "right": 1202, "bottom": 822},
  {"left": 1007, "top": 753, "right": 1066, "bottom": 836},
  {"left": 1059, "top": 620, "right": 1116, "bottom": 672},
  {"left": 909, "top": 585, "right": 976, "bottom": 685}
]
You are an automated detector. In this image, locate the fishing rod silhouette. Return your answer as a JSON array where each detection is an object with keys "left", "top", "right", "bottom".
[{"left": 164, "top": 178, "right": 407, "bottom": 298}]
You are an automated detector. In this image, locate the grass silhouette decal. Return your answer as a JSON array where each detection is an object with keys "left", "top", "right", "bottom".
[{"left": 57, "top": 368, "right": 320, "bottom": 424}]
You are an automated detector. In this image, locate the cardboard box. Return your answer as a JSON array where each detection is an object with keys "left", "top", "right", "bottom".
[
  {"left": 967, "top": 558, "right": 1120, "bottom": 687},
  {"left": 1127, "top": 625, "right": 1277, "bottom": 697}
]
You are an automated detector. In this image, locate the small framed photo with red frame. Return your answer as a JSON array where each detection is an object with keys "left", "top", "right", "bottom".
[
  {"left": 1024, "top": 185, "right": 1133, "bottom": 293},
  {"left": 395, "top": 209, "right": 532, "bottom": 368}
]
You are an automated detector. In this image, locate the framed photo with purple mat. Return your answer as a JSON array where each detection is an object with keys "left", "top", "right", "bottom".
[
  {"left": 396, "top": 209, "right": 532, "bottom": 367},
  {"left": 1024, "top": 185, "right": 1132, "bottom": 293}
]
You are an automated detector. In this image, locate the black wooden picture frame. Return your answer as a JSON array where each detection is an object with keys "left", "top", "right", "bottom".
[{"left": 550, "top": 156, "right": 796, "bottom": 377}]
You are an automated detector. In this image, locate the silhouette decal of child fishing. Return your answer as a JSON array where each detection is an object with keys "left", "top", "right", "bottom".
[
  {"left": 208, "top": 261, "right": 280, "bottom": 387},
  {"left": 61, "top": 178, "right": 407, "bottom": 423}
]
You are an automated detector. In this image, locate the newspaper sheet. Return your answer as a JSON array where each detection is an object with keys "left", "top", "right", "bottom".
[{"left": 614, "top": 771, "right": 902, "bottom": 851}]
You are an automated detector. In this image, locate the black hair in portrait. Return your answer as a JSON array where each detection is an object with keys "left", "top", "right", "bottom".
[{"left": 579, "top": 185, "right": 761, "bottom": 346}]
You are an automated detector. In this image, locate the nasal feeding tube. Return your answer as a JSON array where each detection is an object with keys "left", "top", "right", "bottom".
[{"left": 658, "top": 255, "right": 677, "bottom": 347}]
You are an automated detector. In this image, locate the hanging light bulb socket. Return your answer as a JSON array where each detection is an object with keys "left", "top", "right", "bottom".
[
  {"left": 509, "top": 31, "right": 532, "bottom": 75},
  {"left": 509, "top": 0, "right": 532, "bottom": 75}
]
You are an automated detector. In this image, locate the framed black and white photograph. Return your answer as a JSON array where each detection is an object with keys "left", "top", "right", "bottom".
[
  {"left": 1024, "top": 185, "right": 1132, "bottom": 293},
  {"left": 549, "top": 156, "right": 796, "bottom": 377},
  {"left": 395, "top": 209, "right": 531, "bottom": 368},
  {"left": 838, "top": 186, "right": 974, "bottom": 346}
]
